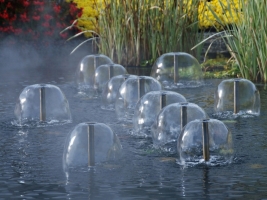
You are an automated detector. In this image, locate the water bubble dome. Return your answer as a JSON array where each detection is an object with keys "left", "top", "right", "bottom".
[
  {"left": 115, "top": 76, "right": 162, "bottom": 121},
  {"left": 101, "top": 74, "right": 138, "bottom": 110},
  {"left": 177, "top": 119, "right": 233, "bottom": 165},
  {"left": 75, "top": 54, "right": 113, "bottom": 97},
  {"left": 132, "top": 90, "right": 187, "bottom": 136},
  {"left": 214, "top": 78, "right": 260, "bottom": 115},
  {"left": 151, "top": 102, "right": 208, "bottom": 146},
  {"left": 63, "top": 122, "right": 122, "bottom": 171},
  {"left": 150, "top": 52, "right": 203, "bottom": 88},
  {"left": 14, "top": 84, "right": 71, "bottom": 125},
  {"left": 95, "top": 63, "right": 127, "bottom": 94}
]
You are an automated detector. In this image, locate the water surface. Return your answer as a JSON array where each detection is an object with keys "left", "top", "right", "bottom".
[{"left": 1, "top": 41, "right": 267, "bottom": 199}]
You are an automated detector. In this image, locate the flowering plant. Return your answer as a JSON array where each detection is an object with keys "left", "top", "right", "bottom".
[
  {"left": 66, "top": 0, "right": 243, "bottom": 35},
  {"left": 0, "top": 0, "right": 82, "bottom": 44},
  {"left": 198, "top": 0, "right": 242, "bottom": 30},
  {"left": 65, "top": 0, "right": 101, "bottom": 37}
]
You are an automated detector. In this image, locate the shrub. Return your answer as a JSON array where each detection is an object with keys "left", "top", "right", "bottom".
[{"left": 0, "top": 0, "right": 82, "bottom": 44}]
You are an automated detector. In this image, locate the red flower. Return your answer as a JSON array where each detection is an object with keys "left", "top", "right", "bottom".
[
  {"left": 77, "top": 9, "right": 83, "bottom": 18},
  {"left": 60, "top": 32, "right": 68, "bottom": 39},
  {"left": 69, "top": 3, "right": 78, "bottom": 16},
  {"left": 44, "top": 14, "right": 53, "bottom": 21},
  {"left": 70, "top": 19, "right": 77, "bottom": 25},
  {"left": 6, "top": 2, "right": 12, "bottom": 8},
  {"left": 53, "top": 5, "right": 61, "bottom": 14},
  {"left": 20, "top": 12, "right": 29, "bottom": 22},
  {"left": 0, "top": 10, "right": 9, "bottom": 19},
  {"left": 14, "top": 28, "right": 23, "bottom": 35},
  {"left": 56, "top": 22, "right": 63, "bottom": 28},
  {"left": 8, "top": 15, "right": 16, "bottom": 23},
  {"left": 23, "top": 0, "right": 30, "bottom": 7},
  {"left": 44, "top": 30, "right": 54, "bottom": 36},
  {"left": 1, "top": 26, "right": 14, "bottom": 33},
  {"left": 0, "top": 1, "right": 82, "bottom": 44},
  {"left": 32, "top": 15, "right": 40, "bottom": 21},
  {"left": 39, "top": 1, "right": 45, "bottom": 6},
  {"left": 42, "top": 22, "right": 50, "bottom": 28},
  {"left": 33, "top": 0, "right": 44, "bottom": 6}
]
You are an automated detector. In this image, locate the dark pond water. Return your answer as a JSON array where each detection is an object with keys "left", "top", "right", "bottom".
[{"left": 1, "top": 39, "right": 267, "bottom": 199}]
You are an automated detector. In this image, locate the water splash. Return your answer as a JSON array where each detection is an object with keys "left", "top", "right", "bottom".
[
  {"left": 163, "top": 80, "right": 206, "bottom": 89},
  {"left": 212, "top": 111, "right": 257, "bottom": 120},
  {"left": 11, "top": 119, "right": 72, "bottom": 128},
  {"left": 177, "top": 155, "right": 234, "bottom": 168}
]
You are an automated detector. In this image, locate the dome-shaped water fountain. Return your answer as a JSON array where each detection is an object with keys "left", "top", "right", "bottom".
[
  {"left": 14, "top": 84, "right": 71, "bottom": 125},
  {"left": 132, "top": 91, "right": 187, "bottom": 136},
  {"left": 150, "top": 52, "right": 203, "bottom": 88},
  {"left": 214, "top": 78, "right": 260, "bottom": 116},
  {"left": 95, "top": 63, "right": 127, "bottom": 94},
  {"left": 115, "top": 76, "right": 162, "bottom": 121},
  {"left": 75, "top": 54, "right": 113, "bottom": 97},
  {"left": 63, "top": 122, "right": 122, "bottom": 171},
  {"left": 151, "top": 102, "right": 208, "bottom": 146},
  {"left": 101, "top": 74, "right": 138, "bottom": 110},
  {"left": 177, "top": 118, "right": 233, "bottom": 165}
]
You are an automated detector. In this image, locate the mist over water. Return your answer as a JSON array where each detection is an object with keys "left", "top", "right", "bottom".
[
  {"left": 0, "top": 34, "right": 95, "bottom": 86},
  {"left": 0, "top": 36, "right": 42, "bottom": 69}
]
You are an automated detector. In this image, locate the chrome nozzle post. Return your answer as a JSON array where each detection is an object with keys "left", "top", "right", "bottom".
[
  {"left": 174, "top": 54, "right": 179, "bottom": 84},
  {"left": 109, "top": 65, "right": 114, "bottom": 79},
  {"left": 160, "top": 93, "right": 167, "bottom": 109},
  {"left": 234, "top": 79, "right": 239, "bottom": 114},
  {"left": 93, "top": 56, "right": 99, "bottom": 86},
  {"left": 202, "top": 119, "right": 210, "bottom": 161},
  {"left": 94, "top": 56, "right": 99, "bottom": 71},
  {"left": 39, "top": 86, "right": 46, "bottom": 121},
  {"left": 138, "top": 78, "right": 146, "bottom": 100},
  {"left": 123, "top": 75, "right": 131, "bottom": 109},
  {"left": 180, "top": 103, "right": 188, "bottom": 130},
  {"left": 88, "top": 124, "right": 95, "bottom": 166}
]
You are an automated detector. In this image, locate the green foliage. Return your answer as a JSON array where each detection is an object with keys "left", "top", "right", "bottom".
[
  {"left": 201, "top": 56, "right": 240, "bottom": 79},
  {"left": 202, "top": 0, "right": 267, "bottom": 82},
  {"left": 96, "top": 0, "right": 203, "bottom": 67}
]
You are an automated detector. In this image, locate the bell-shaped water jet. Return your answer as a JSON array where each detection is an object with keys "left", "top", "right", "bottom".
[
  {"left": 132, "top": 90, "right": 187, "bottom": 136},
  {"left": 151, "top": 102, "right": 208, "bottom": 146},
  {"left": 150, "top": 52, "right": 203, "bottom": 88},
  {"left": 177, "top": 118, "right": 233, "bottom": 165},
  {"left": 63, "top": 122, "right": 122, "bottom": 171},
  {"left": 75, "top": 54, "right": 113, "bottom": 97},
  {"left": 214, "top": 78, "right": 260, "bottom": 116},
  {"left": 115, "top": 76, "right": 162, "bottom": 121},
  {"left": 14, "top": 84, "right": 71, "bottom": 125},
  {"left": 95, "top": 63, "right": 127, "bottom": 94},
  {"left": 101, "top": 74, "right": 138, "bottom": 110}
]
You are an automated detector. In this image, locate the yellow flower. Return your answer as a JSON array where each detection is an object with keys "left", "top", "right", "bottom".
[
  {"left": 67, "top": 0, "right": 103, "bottom": 37},
  {"left": 197, "top": 0, "right": 243, "bottom": 30}
]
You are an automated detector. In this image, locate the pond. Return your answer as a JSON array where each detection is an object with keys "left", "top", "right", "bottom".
[{"left": 0, "top": 41, "right": 267, "bottom": 199}]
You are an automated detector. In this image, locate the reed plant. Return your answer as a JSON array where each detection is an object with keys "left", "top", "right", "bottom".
[
  {"left": 196, "top": 0, "right": 267, "bottom": 82},
  {"left": 100, "top": 0, "right": 204, "bottom": 67},
  {"left": 68, "top": 0, "right": 203, "bottom": 67}
]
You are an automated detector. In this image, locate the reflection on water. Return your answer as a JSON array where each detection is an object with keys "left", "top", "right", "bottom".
[{"left": 1, "top": 45, "right": 267, "bottom": 199}]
